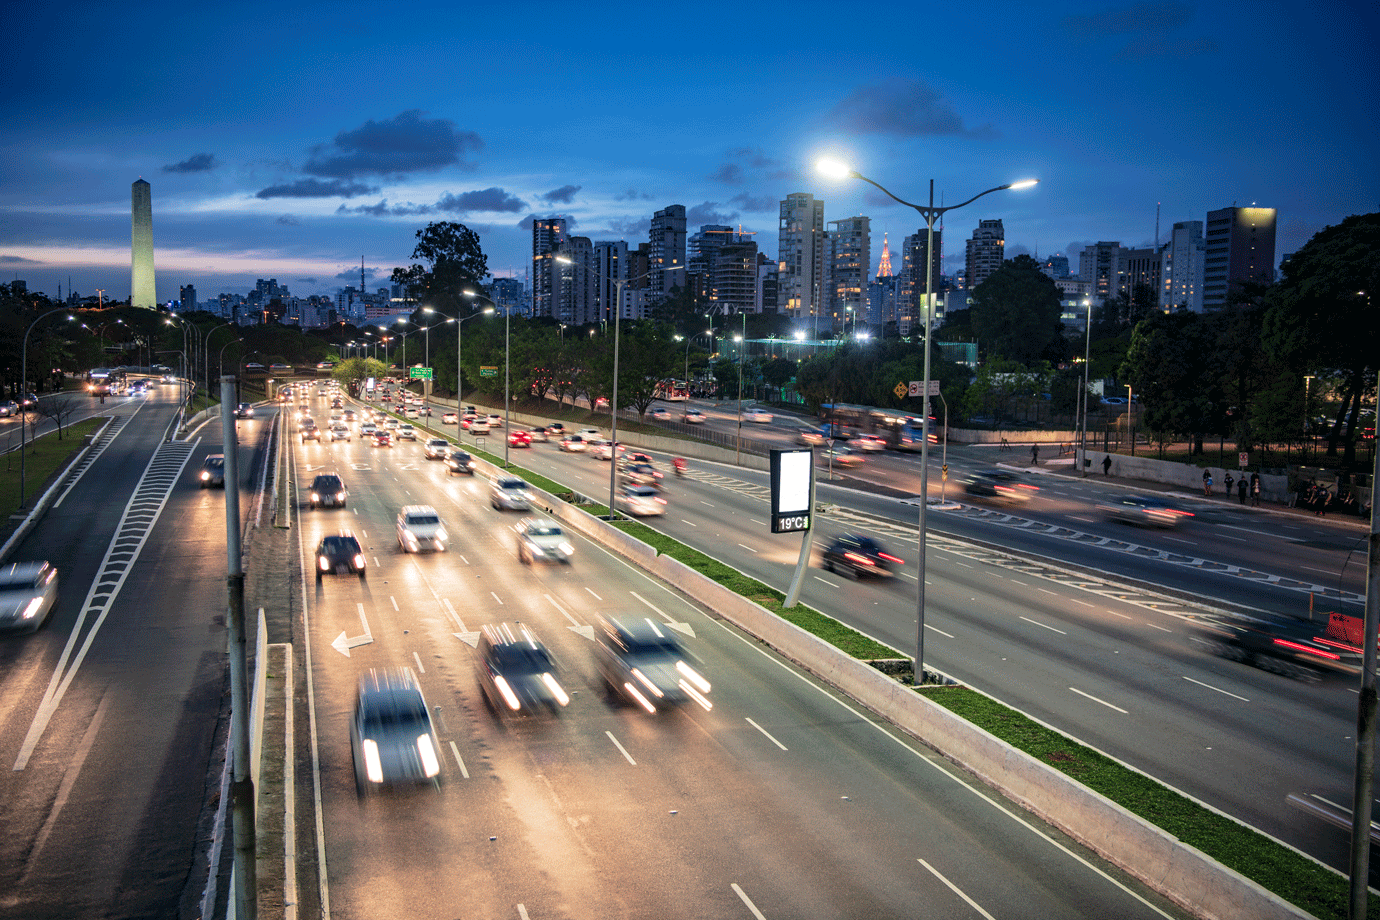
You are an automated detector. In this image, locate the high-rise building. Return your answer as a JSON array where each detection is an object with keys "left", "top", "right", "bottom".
[
  {"left": 778, "top": 193, "right": 825, "bottom": 325},
  {"left": 592, "top": 240, "right": 630, "bottom": 322},
  {"left": 648, "top": 205, "right": 686, "bottom": 294},
  {"left": 1163, "top": 220, "right": 1205, "bottom": 312},
  {"left": 131, "top": 179, "right": 156, "bottom": 308},
  {"left": 491, "top": 277, "right": 526, "bottom": 316},
  {"left": 1203, "top": 206, "right": 1276, "bottom": 308},
  {"left": 180, "top": 284, "right": 197, "bottom": 313},
  {"left": 1039, "top": 254, "right": 1070, "bottom": 279},
  {"left": 1116, "top": 246, "right": 1164, "bottom": 301},
  {"left": 532, "top": 218, "right": 567, "bottom": 318},
  {"left": 756, "top": 254, "right": 779, "bottom": 315},
  {"left": 824, "top": 216, "right": 870, "bottom": 329},
  {"left": 555, "top": 236, "right": 596, "bottom": 325},
  {"left": 964, "top": 219, "right": 1005, "bottom": 295},
  {"left": 689, "top": 226, "right": 758, "bottom": 315},
  {"left": 1078, "top": 241, "right": 1122, "bottom": 300}
]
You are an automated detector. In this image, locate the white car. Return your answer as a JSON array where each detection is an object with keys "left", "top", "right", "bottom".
[
  {"left": 615, "top": 485, "right": 667, "bottom": 517},
  {"left": 423, "top": 438, "right": 450, "bottom": 460},
  {"left": 742, "top": 407, "right": 773, "bottom": 423},
  {"left": 0, "top": 561, "right": 58, "bottom": 632},
  {"left": 490, "top": 477, "right": 532, "bottom": 511},
  {"left": 649, "top": 407, "right": 671, "bottom": 420},
  {"left": 515, "top": 517, "right": 574, "bottom": 564},
  {"left": 576, "top": 427, "right": 602, "bottom": 440},
  {"left": 470, "top": 419, "right": 491, "bottom": 435},
  {"left": 559, "top": 435, "right": 587, "bottom": 452},
  {"left": 397, "top": 505, "right": 447, "bottom": 553},
  {"left": 441, "top": 412, "right": 458, "bottom": 425},
  {"left": 406, "top": 408, "right": 420, "bottom": 419},
  {"left": 682, "top": 409, "right": 705, "bottom": 424},
  {"left": 397, "top": 424, "right": 417, "bottom": 440},
  {"left": 849, "top": 434, "right": 887, "bottom": 452},
  {"left": 486, "top": 414, "right": 504, "bottom": 428},
  {"left": 591, "top": 440, "right": 624, "bottom": 461}
]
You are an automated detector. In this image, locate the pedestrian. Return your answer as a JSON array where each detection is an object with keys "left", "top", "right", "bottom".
[
  {"left": 1203, "top": 469, "right": 1213, "bottom": 497},
  {"left": 1224, "top": 471, "right": 1234, "bottom": 496},
  {"left": 1031, "top": 443, "right": 1040, "bottom": 466},
  {"left": 1237, "top": 477, "right": 1248, "bottom": 504},
  {"left": 1316, "top": 486, "right": 1331, "bottom": 517},
  {"left": 1102, "top": 454, "right": 1113, "bottom": 476},
  {"left": 1250, "top": 472, "right": 1261, "bottom": 507}
]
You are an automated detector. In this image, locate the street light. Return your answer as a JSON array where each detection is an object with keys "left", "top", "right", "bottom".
[
  {"left": 219, "top": 338, "right": 242, "bottom": 381},
  {"left": 20, "top": 308, "right": 74, "bottom": 507},
  {"left": 204, "top": 322, "right": 234, "bottom": 408},
  {"left": 1079, "top": 299, "right": 1093, "bottom": 477},
  {"left": 1126, "top": 384, "right": 1135, "bottom": 456},
  {"left": 817, "top": 157, "right": 1038, "bottom": 684},
  {"left": 453, "top": 298, "right": 494, "bottom": 409}
]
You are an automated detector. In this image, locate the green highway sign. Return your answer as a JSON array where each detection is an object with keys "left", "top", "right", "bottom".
[
  {"left": 409, "top": 367, "right": 433, "bottom": 379},
  {"left": 480, "top": 365, "right": 498, "bottom": 377}
]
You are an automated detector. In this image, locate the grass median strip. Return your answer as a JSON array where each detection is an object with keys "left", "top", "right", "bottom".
[
  {"left": 429, "top": 431, "right": 1365, "bottom": 919},
  {"left": 0, "top": 418, "right": 107, "bottom": 522}
]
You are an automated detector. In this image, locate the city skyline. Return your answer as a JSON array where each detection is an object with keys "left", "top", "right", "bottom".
[{"left": 2, "top": 0, "right": 1375, "bottom": 304}]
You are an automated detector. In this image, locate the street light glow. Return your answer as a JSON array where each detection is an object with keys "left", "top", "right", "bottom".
[
  {"left": 1008, "top": 179, "right": 1039, "bottom": 190},
  {"left": 815, "top": 158, "right": 853, "bottom": 179}
]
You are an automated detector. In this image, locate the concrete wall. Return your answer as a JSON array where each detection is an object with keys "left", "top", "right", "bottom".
[
  {"left": 1080, "top": 451, "right": 1291, "bottom": 504},
  {"left": 949, "top": 427, "right": 1081, "bottom": 444}
]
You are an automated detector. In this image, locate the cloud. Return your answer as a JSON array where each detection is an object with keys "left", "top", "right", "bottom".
[
  {"left": 825, "top": 77, "right": 997, "bottom": 139},
  {"left": 302, "top": 110, "right": 483, "bottom": 179},
  {"left": 162, "top": 153, "right": 219, "bottom": 173},
  {"left": 615, "top": 188, "right": 653, "bottom": 201},
  {"left": 540, "top": 185, "right": 581, "bottom": 204},
  {"left": 518, "top": 213, "right": 577, "bottom": 231},
  {"left": 727, "top": 147, "right": 784, "bottom": 170},
  {"left": 606, "top": 217, "right": 651, "bottom": 238},
  {"left": 1062, "top": 1, "right": 1191, "bottom": 35},
  {"left": 708, "top": 163, "right": 744, "bottom": 184},
  {"left": 297, "top": 277, "right": 318, "bottom": 285},
  {"left": 336, "top": 267, "right": 380, "bottom": 281},
  {"left": 256, "top": 178, "right": 376, "bottom": 199},
  {"left": 437, "top": 187, "right": 527, "bottom": 213},
  {"left": 0, "top": 254, "right": 44, "bottom": 265},
  {"left": 729, "top": 193, "right": 776, "bottom": 212},
  {"left": 686, "top": 202, "right": 737, "bottom": 226},
  {"left": 336, "top": 199, "right": 436, "bottom": 217},
  {"left": 277, "top": 214, "right": 300, "bottom": 225}
]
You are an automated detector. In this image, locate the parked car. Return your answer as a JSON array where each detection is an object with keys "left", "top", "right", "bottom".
[
  {"left": 821, "top": 534, "right": 903, "bottom": 579},
  {"left": 0, "top": 561, "right": 59, "bottom": 632},
  {"left": 515, "top": 517, "right": 574, "bottom": 564},
  {"left": 198, "top": 454, "right": 226, "bottom": 488},
  {"left": 396, "top": 505, "right": 448, "bottom": 553},
  {"left": 350, "top": 668, "right": 441, "bottom": 794},
  {"left": 315, "top": 533, "right": 366, "bottom": 580}
]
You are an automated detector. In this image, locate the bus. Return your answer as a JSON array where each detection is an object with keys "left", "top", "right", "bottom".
[
  {"left": 819, "top": 403, "right": 936, "bottom": 452},
  {"left": 654, "top": 379, "right": 689, "bottom": 401}
]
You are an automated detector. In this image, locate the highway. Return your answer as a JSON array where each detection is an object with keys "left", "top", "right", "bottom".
[{"left": 287, "top": 391, "right": 1190, "bottom": 919}]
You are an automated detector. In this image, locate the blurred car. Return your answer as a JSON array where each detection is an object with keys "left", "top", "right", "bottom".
[
  {"left": 961, "top": 469, "right": 1039, "bottom": 504},
  {"left": 199, "top": 454, "right": 226, "bottom": 488},
  {"left": 315, "top": 533, "right": 366, "bottom": 580},
  {"left": 475, "top": 623, "right": 570, "bottom": 716},
  {"left": 342, "top": 409, "right": 356, "bottom": 422},
  {"left": 0, "top": 400, "right": 19, "bottom": 417},
  {"left": 397, "top": 424, "right": 417, "bottom": 440},
  {"left": 682, "top": 409, "right": 705, "bottom": 424},
  {"left": 490, "top": 476, "right": 531, "bottom": 511},
  {"left": 405, "top": 407, "right": 420, "bottom": 419},
  {"left": 423, "top": 438, "right": 450, "bottom": 460},
  {"left": 460, "top": 413, "right": 480, "bottom": 430},
  {"left": 849, "top": 434, "right": 887, "bottom": 452},
  {"left": 527, "top": 426, "right": 549, "bottom": 442},
  {"left": 21, "top": 393, "right": 37, "bottom": 409},
  {"left": 373, "top": 430, "right": 393, "bottom": 447},
  {"left": 558, "top": 434, "right": 588, "bottom": 452},
  {"left": 235, "top": 403, "right": 254, "bottom": 418},
  {"left": 576, "top": 427, "right": 602, "bottom": 440},
  {"left": 301, "top": 423, "right": 321, "bottom": 442},
  {"left": 742, "top": 407, "right": 773, "bottom": 423},
  {"left": 0, "top": 562, "right": 59, "bottom": 632},
  {"left": 821, "top": 534, "right": 903, "bottom": 579},
  {"left": 469, "top": 419, "right": 491, "bottom": 435},
  {"left": 350, "top": 668, "right": 441, "bottom": 794},
  {"left": 621, "top": 462, "right": 663, "bottom": 486},
  {"left": 649, "top": 407, "right": 671, "bottom": 421},
  {"left": 615, "top": 485, "right": 667, "bottom": 516},
  {"left": 594, "top": 397, "right": 609, "bottom": 409},
  {"left": 442, "top": 411, "right": 458, "bottom": 425},
  {"left": 593, "top": 615, "right": 712, "bottom": 712},
  {"left": 796, "top": 427, "right": 828, "bottom": 446},
  {"left": 397, "top": 504, "right": 448, "bottom": 553},
  {"left": 1097, "top": 494, "right": 1194, "bottom": 528},
  {"left": 308, "top": 474, "right": 347, "bottom": 508},
  {"left": 329, "top": 425, "right": 350, "bottom": 442},
  {"left": 486, "top": 413, "right": 503, "bottom": 428},
  {"left": 818, "top": 445, "right": 866, "bottom": 467},
  {"left": 383, "top": 418, "right": 400, "bottom": 430},
  {"left": 331, "top": 398, "right": 344, "bottom": 409},
  {"left": 444, "top": 449, "right": 475, "bottom": 475},
  {"left": 591, "top": 439, "right": 624, "bottom": 460},
  {"left": 508, "top": 429, "right": 532, "bottom": 448},
  {"left": 1191, "top": 615, "right": 1359, "bottom": 683},
  {"left": 515, "top": 517, "right": 574, "bottom": 564},
  {"left": 545, "top": 423, "right": 566, "bottom": 437},
  {"left": 297, "top": 415, "right": 315, "bottom": 430},
  {"left": 359, "top": 422, "right": 378, "bottom": 438}
]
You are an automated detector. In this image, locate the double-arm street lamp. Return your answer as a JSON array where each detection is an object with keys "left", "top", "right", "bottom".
[
  {"left": 818, "top": 158, "right": 1037, "bottom": 683},
  {"left": 21, "top": 308, "right": 75, "bottom": 507},
  {"left": 455, "top": 296, "right": 495, "bottom": 409},
  {"left": 463, "top": 291, "right": 511, "bottom": 464}
]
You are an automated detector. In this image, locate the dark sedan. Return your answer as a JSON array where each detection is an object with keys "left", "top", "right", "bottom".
[
  {"left": 821, "top": 534, "right": 903, "bottom": 579},
  {"left": 1096, "top": 494, "right": 1194, "bottom": 528},
  {"left": 961, "top": 469, "right": 1039, "bottom": 504},
  {"left": 475, "top": 623, "right": 571, "bottom": 717},
  {"left": 198, "top": 454, "right": 225, "bottom": 488},
  {"left": 350, "top": 668, "right": 442, "bottom": 794},
  {"left": 593, "top": 615, "right": 712, "bottom": 713},
  {"left": 315, "top": 533, "right": 366, "bottom": 580}
]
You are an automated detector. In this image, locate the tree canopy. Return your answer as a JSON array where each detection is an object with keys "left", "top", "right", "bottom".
[{"left": 968, "top": 255, "right": 1066, "bottom": 366}]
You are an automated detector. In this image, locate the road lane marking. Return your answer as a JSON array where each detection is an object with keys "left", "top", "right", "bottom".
[
  {"left": 449, "top": 741, "right": 469, "bottom": 779},
  {"left": 738, "top": 543, "right": 757, "bottom": 552},
  {"left": 25, "top": 693, "right": 110, "bottom": 873},
  {"left": 547, "top": 594, "right": 582, "bottom": 627},
  {"left": 1144, "top": 622, "right": 1173, "bottom": 632},
  {"left": 413, "top": 652, "right": 425, "bottom": 673},
  {"left": 1070, "top": 687, "right": 1128, "bottom": 713},
  {"left": 732, "top": 884, "right": 767, "bottom": 920},
  {"left": 606, "top": 730, "right": 636, "bottom": 765},
  {"left": 390, "top": 595, "right": 399, "bottom": 610},
  {"left": 585, "top": 587, "right": 603, "bottom": 600},
  {"left": 750, "top": 519, "right": 766, "bottom": 526},
  {"left": 926, "top": 624, "right": 955, "bottom": 638},
  {"left": 518, "top": 905, "right": 529, "bottom": 920},
  {"left": 745, "top": 717, "right": 788, "bottom": 751},
  {"left": 681, "top": 519, "right": 698, "bottom": 525},
  {"left": 699, "top": 501, "right": 716, "bottom": 507},
  {"left": 458, "top": 554, "right": 471, "bottom": 565},
  {"left": 490, "top": 592, "right": 504, "bottom": 605},
  {"left": 1163, "top": 536, "right": 1196, "bottom": 545},
  {"left": 813, "top": 576, "right": 841, "bottom": 587},
  {"left": 917, "top": 858, "right": 996, "bottom": 920},
  {"left": 1020, "top": 616, "right": 1065, "bottom": 634},
  {"left": 1073, "top": 599, "right": 1096, "bottom": 607},
  {"left": 1183, "top": 676, "right": 1249, "bottom": 702},
  {"left": 1038, "top": 588, "right": 1057, "bottom": 595}
]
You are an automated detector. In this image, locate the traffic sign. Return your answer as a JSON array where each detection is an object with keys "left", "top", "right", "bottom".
[
  {"left": 480, "top": 365, "right": 498, "bottom": 377},
  {"left": 894, "top": 382, "right": 908, "bottom": 398},
  {"left": 907, "top": 380, "right": 940, "bottom": 397},
  {"left": 409, "top": 366, "right": 433, "bottom": 380}
]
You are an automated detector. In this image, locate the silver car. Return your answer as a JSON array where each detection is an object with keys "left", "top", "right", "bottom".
[
  {"left": 423, "top": 438, "right": 450, "bottom": 460},
  {"left": 515, "top": 517, "right": 574, "bottom": 564},
  {"left": 0, "top": 562, "right": 58, "bottom": 632},
  {"left": 615, "top": 485, "right": 667, "bottom": 516},
  {"left": 490, "top": 477, "right": 531, "bottom": 511},
  {"left": 593, "top": 615, "right": 712, "bottom": 713},
  {"left": 350, "top": 668, "right": 442, "bottom": 794}
]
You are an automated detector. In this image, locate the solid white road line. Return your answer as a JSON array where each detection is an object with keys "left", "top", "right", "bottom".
[
  {"left": 926, "top": 624, "right": 955, "bottom": 638},
  {"left": 745, "top": 717, "right": 788, "bottom": 751},
  {"left": 606, "top": 730, "right": 637, "bottom": 766},
  {"left": 1183, "top": 676, "right": 1249, "bottom": 702},
  {"left": 1020, "top": 616, "right": 1066, "bottom": 635},
  {"left": 585, "top": 587, "right": 603, "bottom": 600},
  {"left": 1070, "top": 687, "right": 1128, "bottom": 713},
  {"left": 413, "top": 652, "right": 425, "bottom": 674},
  {"left": 449, "top": 741, "right": 469, "bottom": 779},
  {"left": 731, "top": 884, "right": 768, "bottom": 920},
  {"left": 917, "top": 858, "right": 997, "bottom": 920}
]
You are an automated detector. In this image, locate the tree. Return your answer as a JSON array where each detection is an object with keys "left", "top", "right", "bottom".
[
  {"left": 1263, "top": 212, "right": 1380, "bottom": 466},
  {"left": 1120, "top": 311, "right": 1219, "bottom": 452},
  {"left": 407, "top": 222, "right": 489, "bottom": 314},
  {"left": 760, "top": 357, "right": 796, "bottom": 398},
  {"left": 969, "top": 255, "right": 1066, "bottom": 366},
  {"left": 34, "top": 395, "right": 80, "bottom": 439}
]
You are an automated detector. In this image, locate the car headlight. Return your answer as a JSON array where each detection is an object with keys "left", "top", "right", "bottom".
[
  {"left": 335, "top": 492, "right": 345, "bottom": 502},
  {"left": 318, "top": 556, "right": 329, "bottom": 571},
  {"left": 541, "top": 673, "right": 570, "bottom": 707},
  {"left": 494, "top": 675, "right": 522, "bottom": 711},
  {"left": 310, "top": 492, "right": 320, "bottom": 502},
  {"left": 362, "top": 738, "right": 384, "bottom": 783},
  {"left": 558, "top": 542, "right": 574, "bottom": 556},
  {"left": 416, "top": 733, "right": 440, "bottom": 778},
  {"left": 21, "top": 596, "right": 44, "bottom": 621},
  {"left": 201, "top": 471, "right": 210, "bottom": 481},
  {"left": 352, "top": 554, "right": 366, "bottom": 569}
]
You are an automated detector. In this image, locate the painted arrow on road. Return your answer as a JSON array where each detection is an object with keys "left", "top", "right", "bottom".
[{"left": 332, "top": 603, "right": 373, "bottom": 657}]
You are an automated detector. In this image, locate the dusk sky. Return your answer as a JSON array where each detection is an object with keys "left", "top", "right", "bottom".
[{"left": 3, "top": 0, "right": 1376, "bottom": 305}]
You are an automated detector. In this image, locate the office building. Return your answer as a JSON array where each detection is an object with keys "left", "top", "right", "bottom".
[
  {"left": 555, "top": 236, "right": 596, "bottom": 325},
  {"left": 964, "top": 219, "right": 1005, "bottom": 295},
  {"left": 1163, "top": 220, "right": 1205, "bottom": 312},
  {"left": 531, "top": 218, "right": 567, "bottom": 318},
  {"left": 778, "top": 193, "right": 825, "bottom": 325},
  {"left": 824, "top": 216, "right": 870, "bottom": 329},
  {"left": 179, "top": 284, "right": 197, "bottom": 313},
  {"left": 1203, "top": 206, "right": 1276, "bottom": 308},
  {"left": 1078, "top": 241, "right": 1122, "bottom": 300},
  {"left": 648, "top": 205, "right": 686, "bottom": 294},
  {"left": 131, "top": 179, "right": 156, "bottom": 308}
]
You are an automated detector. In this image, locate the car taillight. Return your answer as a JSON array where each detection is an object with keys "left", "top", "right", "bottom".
[
  {"left": 844, "top": 552, "right": 876, "bottom": 566},
  {"left": 878, "top": 552, "right": 904, "bottom": 564}
]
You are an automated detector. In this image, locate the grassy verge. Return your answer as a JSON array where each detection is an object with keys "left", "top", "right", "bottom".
[
  {"left": 0, "top": 418, "right": 107, "bottom": 522},
  {"left": 382, "top": 403, "right": 1362, "bottom": 918}
]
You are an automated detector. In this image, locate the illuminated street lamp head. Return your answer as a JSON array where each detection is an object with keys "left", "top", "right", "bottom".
[
  {"left": 422, "top": 306, "right": 435, "bottom": 314},
  {"left": 554, "top": 255, "right": 574, "bottom": 265},
  {"left": 815, "top": 158, "right": 853, "bottom": 180},
  {"left": 1007, "top": 179, "right": 1039, "bottom": 190},
  {"left": 794, "top": 330, "right": 806, "bottom": 341}
]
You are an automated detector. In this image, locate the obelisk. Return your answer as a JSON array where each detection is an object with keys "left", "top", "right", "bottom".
[{"left": 131, "top": 178, "right": 156, "bottom": 308}]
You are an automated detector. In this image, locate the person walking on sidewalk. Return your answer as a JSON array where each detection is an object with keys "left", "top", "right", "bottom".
[
  {"left": 1102, "top": 454, "right": 1113, "bottom": 476},
  {"left": 1237, "top": 476, "right": 1248, "bottom": 504},
  {"left": 1250, "top": 472, "right": 1261, "bottom": 507},
  {"left": 1224, "top": 471, "right": 1234, "bottom": 496},
  {"left": 1203, "top": 469, "right": 1213, "bottom": 496},
  {"left": 1030, "top": 443, "right": 1040, "bottom": 466}
]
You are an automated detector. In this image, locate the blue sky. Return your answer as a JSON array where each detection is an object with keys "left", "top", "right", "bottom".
[{"left": 2, "top": 0, "right": 1376, "bottom": 304}]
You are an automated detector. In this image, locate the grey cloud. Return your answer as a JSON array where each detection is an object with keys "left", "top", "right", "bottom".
[
  {"left": 727, "top": 147, "right": 784, "bottom": 170},
  {"left": 336, "top": 199, "right": 436, "bottom": 217},
  {"left": 606, "top": 217, "right": 651, "bottom": 238},
  {"left": 277, "top": 214, "right": 300, "bottom": 225},
  {"left": 256, "top": 178, "right": 376, "bottom": 199},
  {"left": 614, "top": 188, "right": 654, "bottom": 201},
  {"left": 1062, "top": 1, "right": 1191, "bottom": 35},
  {"left": 826, "top": 78, "right": 997, "bottom": 139},
  {"left": 709, "top": 164, "right": 744, "bottom": 184},
  {"left": 0, "top": 254, "right": 44, "bottom": 264},
  {"left": 540, "top": 185, "right": 581, "bottom": 204},
  {"left": 297, "top": 277, "right": 318, "bottom": 284},
  {"left": 729, "top": 193, "right": 776, "bottom": 212},
  {"left": 162, "top": 153, "right": 219, "bottom": 173},
  {"left": 336, "top": 267, "right": 380, "bottom": 281},
  {"left": 303, "top": 110, "right": 482, "bottom": 179},
  {"left": 438, "top": 188, "right": 527, "bottom": 213},
  {"left": 686, "top": 202, "right": 737, "bottom": 226}
]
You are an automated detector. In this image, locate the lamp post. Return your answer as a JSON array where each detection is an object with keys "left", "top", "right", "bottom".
[
  {"left": 1303, "top": 374, "right": 1315, "bottom": 460},
  {"left": 734, "top": 310, "right": 747, "bottom": 464},
  {"left": 219, "top": 338, "right": 242, "bottom": 381},
  {"left": 20, "top": 308, "right": 74, "bottom": 508},
  {"left": 818, "top": 157, "right": 1037, "bottom": 684},
  {"left": 456, "top": 295, "right": 495, "bottom": 409},
  {"left": 1126, "top": 384, "right": 1135, "bottom": 455},
  {"left": 204, "top": 322, "right": 234, "bottom": 407},
  {"left": 1079, "top": 299, "right": 1093, "bottom": 476}
]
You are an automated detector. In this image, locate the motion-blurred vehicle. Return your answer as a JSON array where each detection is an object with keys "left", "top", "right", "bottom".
[
  {"left": 545, "top": 423, "right": 566, "bottom": 437},
  {"left": 350, "top": 668, "right": 441, "bottom": 794},
  {"left": 373, "top": 430, "right": 393, "bottom": 447},
  {"left": 515, "top": 517, "right": 574, "bottom": 564},
  {"left": 329, "top": 424, "right": 350, "bottom": 442},
  {"left": 0, "top": 400, "right": 19, "bottom": 417},
  {"left": 460, "top": 413, "right": 480, "bottom": 429},
  {"left": 508, "top": 429, "right": 532, "bottom": 448},
  {"left": 486, "top": 413, "right": 503, "bottom": 428},
  {"left": 441, "top": 412, "right": 458, "bottom": 425},
  {"left": 469, "top": 419, "right": 491, "bottom": 435},
  {"left": 649, "top": 407, "right": 671, "bottom": 420},
  {"left": 396, "top": 424, "right": 417, "bottom": 440},
  {"left": 576, "top": 427, "right": 601, "bottom": 440},
  {"left": 591, "top": 439, "right": 624, "bottom": 460},
  {"left": 396, "top": 505, "right": 447, "bottom": 553},
  {"left": 199, "top": 454, "right": 226, "bottom": 488},
  {"left": 235, "top": 403, "right": 254, "bottom": 418},
  {"left": 490, "top": 476, "right": 531, "bottom": 511},
  {"left": 818, "top": 445, "right": 866, "bottom": 467},
  {"left": 315, "top": 533, "right": 366, "bottom": 580},
  {"left": 558, "top": 434, "right": 588, "bottom": 453},
  {"left": 301, "top": 422, "right": 320, "bottom": 443},
  {"left": 423, "top": 438, "right": 450, "bottom": 459},
  {"left": 682, "top": 409, "right": 705, "bottom": 424},
  {"left": 297, "top": 415, "right": 315, "bottom": 430},
  {"left": 342, "top": 409, "right": 356, "bottom": 422},
  {"left": 527, "top": 426, "right": 549, "bottom": 442},
  {"left": 593, "top": 615, "right": 711, "bottom": 712},
  {"left": 444, "top": 449, "right": 475, "bottom": 475},
  {"left": 742, "top": 407, "right": 773, "bottom": 423},
  {"left": 1096, "top": 494, "right": 1194, "bottom": 528},
  {"left": 615, "top": 485, "right": 667, "bottom": 516},
  {"left": 475, "top": 623, "right": 571, "bottom": 717},
  {"left": 621, "top": 462, "right": 663, "bottom": 486},
  {"left": 0, "top": 561, "right": 59, "bottom": 632},
  {"left": 1191, "top": 614, "right": 1360, "bottom": 683},
  {"left": 308, "top": 474, "right": 347, "bottom": 509},
  {"left": 961, "top": 469, "right": 1039, "bottom": 504},
  {"left": 849, "top": 434, "right": 887, "bottom": 452},
  {"left": 359, "top": 422, "right": 378, "bottom": 438},
  {"left": 796, "top": 427, "right": 827, "bottom": 446},
  {"left": 821, "top": 534, "right": 903, "bottom": 579}
]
